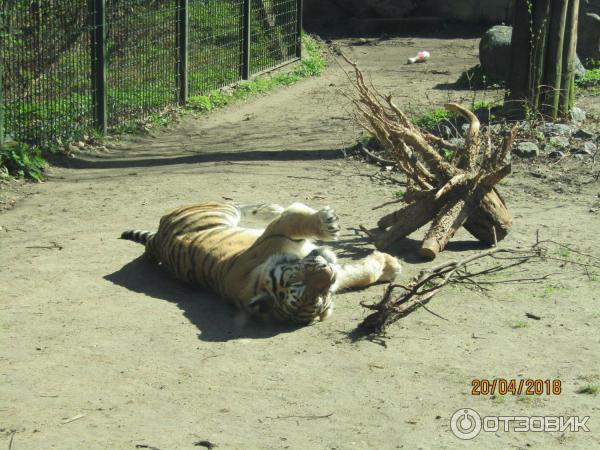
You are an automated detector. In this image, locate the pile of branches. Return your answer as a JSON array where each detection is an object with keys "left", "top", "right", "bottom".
[{"left": 345, "top": 56, "right": 515, "bottom": 259}]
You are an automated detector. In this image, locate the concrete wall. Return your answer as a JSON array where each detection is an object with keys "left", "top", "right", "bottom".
[
  {"left": 304, "top": 0, "right": 513, "bottom": 24},
  {"left": 420, "top": 0, "right": 512, "bottom": 23}
]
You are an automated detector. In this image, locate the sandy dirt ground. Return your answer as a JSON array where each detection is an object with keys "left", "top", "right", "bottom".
[{"left": 1, "top": 35, "right": 599, "bottom": 449}]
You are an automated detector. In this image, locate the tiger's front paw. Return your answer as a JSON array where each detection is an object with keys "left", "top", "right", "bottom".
[{"left": 315, "top": 207, "right": 340, "bottom": 241}]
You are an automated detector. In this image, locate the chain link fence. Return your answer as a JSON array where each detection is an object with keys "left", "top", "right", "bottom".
[{"left": 0, "top": 0, "right": 302, "bottom": 145}]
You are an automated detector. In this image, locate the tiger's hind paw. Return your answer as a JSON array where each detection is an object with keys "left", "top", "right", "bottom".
[
  {"left": 316, "top": 207, "right": 340, "bottom": 241},
  {"left": 378, "top": 252, "right": 402, "bottom": 282}
]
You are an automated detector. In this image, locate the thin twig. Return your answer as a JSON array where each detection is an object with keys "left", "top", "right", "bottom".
[
  {"left": 353, "top": 237, "right": 598, "bottom": 337},
  {"left": 265, "top": 412, "right": 334, "bottom": 420},
  {"left": 526, "top": 312, "right": 541, "bottom": 320},
  {"left": 359, "top": 143, "right": 396, "bottom": 166},
  {"left": 25, "top": 241, "right": 63, "bottom": 250},
  {"left": 61, "top": 414, "right": 85, "bottom": 424},
  {"left": 358, "top": 225, "right": 378, "bottom": 241},
  {"left": 372, "top": 199, "right": 405, "bottom": 211}
]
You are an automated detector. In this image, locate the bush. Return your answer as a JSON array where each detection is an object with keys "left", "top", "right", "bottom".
[
  {"left": 576, "top": 68, "right": 600, "bottom": 88},
  {"left": 0, "top": 142, "right": 47, "bottom": 182}
]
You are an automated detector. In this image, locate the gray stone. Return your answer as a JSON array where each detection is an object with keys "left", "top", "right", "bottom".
[
  {"left": 572, "top": 141, "right": 598, "bottom": 155},
  {"left": 539, "top": 123, "right": 575, "bottom": 136},
  {"left": 514, "top": 141, "right": 540, "bottom": 158},
  {"left": 547, "top": 136, "right": 571, "bottom": 149},
  {"left": 574, "top": 128, "right": 595, "bottom": 139},
  {"left": 479, "top": 25, "right": 586, "bottom": 81},
  {"left": 570, "top": 106, "right": 587, "bottom": 124},
  {"left": 440, "top": 125, "right": 454, "bottom": 139},
  {"left": 578, "top": 12, "right": 600, "bottom": 64},
  {"left": 448, "top": 137, "right": 466, "bottom": 148},
  {"left": 574, "top": 55, "right": 587, "bottom": 78},
  {"left": 479, "top": 25, "right": 512, "bottom": 82},
  {"left": 548, "top": 149, "right": 566, "bottom": 159}
]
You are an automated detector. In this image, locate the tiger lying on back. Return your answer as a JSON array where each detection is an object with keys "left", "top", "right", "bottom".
[{"left": 121, "top": 201, "right": 401, "bottom": 324}]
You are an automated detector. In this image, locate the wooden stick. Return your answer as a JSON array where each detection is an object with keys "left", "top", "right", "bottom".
[
  {"left": 420, "top": 198, "right": 471, "bottom": 259},
  {"left": 444, "top": 103, "right": 480, "bottom": 171}
]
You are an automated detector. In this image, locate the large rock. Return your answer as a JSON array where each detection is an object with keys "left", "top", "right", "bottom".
[
  {"left": 480, "top": 25, "right": 587, "bottom": 82},
  {"left": 578, "top": 12, "right": 600, "bottom": 64},
  {"left": 514, "top": 142, "right": 540, "bottom": 158},
  {"left": 479, "top": 25, "right": 512, "bottom": 81}
]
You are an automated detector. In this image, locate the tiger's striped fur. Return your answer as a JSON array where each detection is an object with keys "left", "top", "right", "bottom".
[{"left": 121, "top": 201, "right": 401, "bottom": 324}]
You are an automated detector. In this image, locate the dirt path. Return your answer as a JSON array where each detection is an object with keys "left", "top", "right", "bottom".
[{"left": 1, "top": 37, "right": 599, "bottom": 449}]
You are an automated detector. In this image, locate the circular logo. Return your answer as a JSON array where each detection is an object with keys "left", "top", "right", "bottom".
[{"left": 450, "top": 408, "right": 482, "bottom": 440}]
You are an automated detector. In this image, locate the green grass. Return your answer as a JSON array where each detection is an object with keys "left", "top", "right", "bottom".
[
  {"left": 472, "top": 100, "right": 501, "bottom": 111},
  {"left": 187, "top": 35, "right": 325, "bottom": 113},
  {"left": 510, "top": 321, "right": 528, "bottom": 329},
  {"left": 413, "top": 99, "right": 502, "bottom": 132},
  {"left": 585, "top": 58, "right": 600, "bottom": 69},
  {"left": 414, "top": 108, "right": 455, "bottom": 130},
  {"left": 576, "top": 68, "right": 600, "bottom": 88},
  {"left": 5, "top": 94, "right": 93, "bottom": 145},
  {"left": 576, "top": 384, "right": 599, "bottom": 395},
  {"left": 440, "top": 148, "right": 455, "bottom": 162}
]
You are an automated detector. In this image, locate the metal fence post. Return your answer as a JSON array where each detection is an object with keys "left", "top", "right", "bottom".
[
  {"left": 176, "top": 0, "right": 188, "bottom": 105},
  {"left": 296, "top": 0, "right": 303, "bottom": 59},
  {"left": 241, "top": 0, "right": 251, "bottom": 80},
  {"left": 0, "top": 53, "right": 4, "bottom": 147},
  {"left": 90, "top": 0, "right": 107, "bottom": 134},
  {"left": 0, "top": 10, "right": 5, "bottom": 146}
]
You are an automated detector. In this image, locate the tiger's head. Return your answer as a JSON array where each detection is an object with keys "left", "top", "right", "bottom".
[{"left": 248, "top": 250, "right": 337, "bottom": 324}]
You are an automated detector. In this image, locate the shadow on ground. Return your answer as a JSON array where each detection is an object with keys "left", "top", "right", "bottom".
[
  {"left": 383, "top": 236, "right": 489, "bottom": 263},
  {"left": 104, "top": 227, "right": 488, "bottom": 342},
  {"left": 56, "top": 148, "right": 348, "bottom": 170},
  {"left": 306, "top": 18, "right": 488, "bottom": 40},
  {"left": 104, "top": 255, "right": 302, "bottom": 342}
]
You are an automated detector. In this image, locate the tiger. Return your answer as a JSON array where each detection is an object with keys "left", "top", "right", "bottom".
[{"left": 120, "top": 201, "right": 401, "bottom": 324}]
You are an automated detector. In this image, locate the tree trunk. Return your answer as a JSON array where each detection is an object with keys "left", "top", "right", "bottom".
[
  {"left": 530, "top": 0, "right": 552, "bottom": 110},
  {"left": 507, "top": 0, "right": 580, "bottom": 119},
  {"left": 543, "top": 0, "right": 570, "bottom": 117},
  {"left": 505, "top": 0, "right": 532, "bottom": 116},
  {"left": 560, "top": 0, "right": 579, "bottom": 115}
]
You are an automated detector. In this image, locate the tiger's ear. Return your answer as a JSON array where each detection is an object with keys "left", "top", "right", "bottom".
[{"left": 248, "top": 293, "right": 275, "bottom": 314}]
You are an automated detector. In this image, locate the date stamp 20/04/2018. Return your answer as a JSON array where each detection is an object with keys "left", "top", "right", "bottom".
[{"left": 471, "top": 378, "right": 562, "bottom": 396}]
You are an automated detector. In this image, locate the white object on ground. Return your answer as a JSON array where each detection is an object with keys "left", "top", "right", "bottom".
[{"left": 407, "top": 51, "right": 430, "bottom": 64}]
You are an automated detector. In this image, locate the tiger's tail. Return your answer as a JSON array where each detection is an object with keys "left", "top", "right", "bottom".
[{"left": 120, "top": 229, "right": 155, "bottom": 245}]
